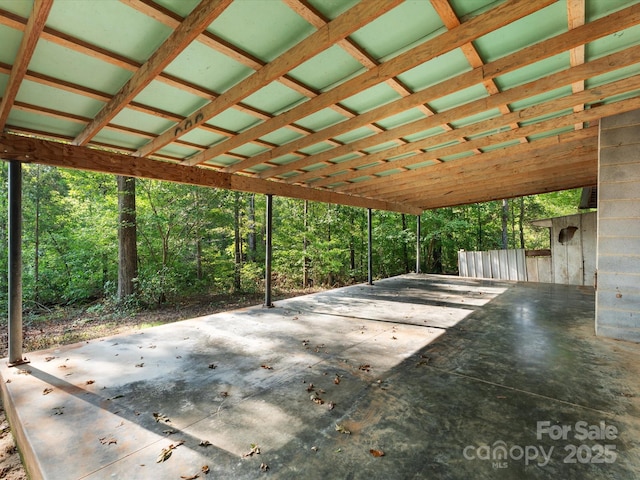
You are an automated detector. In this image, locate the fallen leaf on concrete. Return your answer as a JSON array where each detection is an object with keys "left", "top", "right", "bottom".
[
  {"left": 306, "top": 383, "right": 314, "bottom": 392},
  {"left": 153, "top": 412, "right": 171, "bottom": 423},
  {"left": 359, "top": 364, "right": 371, "bottom": 372},
  {"left": 180, "top": 474, "right": 199, "bottom": 480},
  {"left": 43, "top": 387, "right": 53, "bottom": 395},
  {"left": 86, "top": 380, "right": 95, "bottom": 385},
  {"left": 99, "top": 436, "right": 117, "bottom": 445},
  {"left": 201, "top": 465, "right": 210, "bottom": 473},
  {"left": 327, "top": 401, "right": 336, "bottom": 411},
  {"left": 302, "top": 340, "right": 310, "bottom": 346},
  {"left": 335, "top": 424, "right": 351, "bottom": 435},
  {"left": 334, "top": 375, "right": 341, "bottom": 385},
  {"left": 45, "top": 356, "right": 55, "bottom": 362},
  {"left": 310, "top": 393, "right": 324, "bottom": 405},
  {"left": 220, "top": 391, "right": 229, "bottom": 398},
  {"left": 311, "top": 446, "right": 318, "bottom": 452},
  {"left": 156, "top": 440, "right": 184, "bottom": 463},
  {"left": 260, "top": 463, "right": 269, "bottom": 472},
  {"left": 261, "top": 364, "right": 273, "bottom": 370},
  {"left": 52, "top": 407, "right": 64, "bottom": 415},
  {"left": 370, "top": 449, "right": 385, "bottom": 457},
  {"left": 208, "top": 363, "right": 217, "bottom": 369},
  {"left": 391, "top": 336, "right": 397, "bottom": 340},
  {"left": 135, "top": 362, "right": 144, "bottom": 368},
  {"left": 242, "top": 443, "right": 261, "bottom": 458},
  {"left": 163, "top": 429, "right": 175, "bottom": 435},
  {"left": 199, "top": 440, "right": 212, "bottom": 447}
]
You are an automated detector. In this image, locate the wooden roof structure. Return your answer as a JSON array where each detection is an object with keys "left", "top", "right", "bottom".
[{"left": 1, "top": 0, "right": 639, "bottom": 214}]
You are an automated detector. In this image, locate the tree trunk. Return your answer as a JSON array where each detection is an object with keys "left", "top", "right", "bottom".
[
  {"left": 34, "top": 165, "right": 41, "bottom": 303},
  {"left": 247, "top": 193, "right": 256, "bottom": 262},
  {"left": 501, "top": 199, "right": 509, "bottom": 249},
  {"left": 519, "top": 196, "right": 525, "bottom": 248},
  {"left": 233, "top": 191, "right": 242, "bottom": 292},
  {"left": 117, "top": 175, "right": 137, "bottom": 300},
  {"left": 402, "top": 214, "right": 409, "bottom": 273},
  {"left": 303, "top": 200, "right": 310, "bottom": 287},
  {"left": 196, "top": 238, "right": 203, "bottom": 280}
]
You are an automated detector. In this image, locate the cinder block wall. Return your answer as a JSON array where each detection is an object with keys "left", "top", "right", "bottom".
[{"left": 596, "top": 110, "right": 640, "bottom": 341}]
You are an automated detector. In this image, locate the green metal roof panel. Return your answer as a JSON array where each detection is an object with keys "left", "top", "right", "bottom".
[
  {"left": 31, "top": 40, "right": 132, "bottom": 94},
  {"left": 298, "top": 141, "right": 337, "bottom": 156},
  {"left": 155, "top": 142, "right": 200, "bottom": 158},
  {"left": 242, "top": 81, "right": 306, "bottom": 115},
  {"left": 207, "top": 108, "right": 260, "bottom": 133},
  {"left": 163, "top": 41, "right": 254, "bottom": 94},
  {"left": 7, "top": 109, "right": 81, "bottom": 137},
  {"left": 0, "top": 0, "right": 33, "bottom": 17},
  {"left": 229, "top": 142, "right": 269, "bottom": 158},
  {"left": 288, "top": 45, "right": 365, "bottom": 92},
  {"left": 266, "top": 153, "right": 300, "bottom": 167},
  {"left": 295, "top": 108, "right": 348, "bottom": 132},
  {"left": 509, "top": 86, "right": 573, "bottom": 112},
  {"left": 91, "top": 129, "right": 148, "bottom": 151},
  {"left": 46, "top": 0, "right": 171, "bottom": 64},
  {"left": 348, "top": 0, "right": 444, "bottom": 61},
  {"left": 586, "top": 23, "right": 640, "bottom": 59},
  {"left": 209, "top": 0, "right": 315, "bottom": 63},
  {"left": 494, "top": 53, "right": 569, "bottom": 91},
  {"left": 111, "top": 108, "right": 174, "bottom": 135},
  {"left": 307, "top": 0, "right": 360, "bottom": 21},
  {"left": 474, "top": 2, "right": 567, "bottom": 63},
  {"left": 450, "top": 108, "right": 502, "bottom": 129},
  {"left": 375, "top": 108, "right": 427, "bottom": 130},
  {"left": 332, "top": 125, "right": 375, "bottom": 144},
  {"left": 587, "top": 64, "right": 640, "bottom": 89},
  {"left": 15, "top": 80, "right": 102, "bottom": 118},
  {"left": 0, "top": 24, "right": 23, "bottom": 64},
  {"left": 429, "top": 84, "right": 489, "bottom": 113},
  {"left": 178, "top": 127, "right": 226, "bottom": 147},
  {"left": 396, "top": 49, "right": 471, "bottom": 92},
  {"left": 259, "top": 127, "right": 303, "bottom": 146},
  {"left": 403, "top": 126, "right": 447, "bottom": 143},
  {"left": 134, "top": 81, "right": 210, "bottom": 118},
  {"left": 152, "top": 0, "right": 199, "bottom": 18},
  {"left": 339, "top": 82, "right": 402, "bottom": 114},
  {"left": 587, "top": 0, "right": 639, "bottom": 21}
]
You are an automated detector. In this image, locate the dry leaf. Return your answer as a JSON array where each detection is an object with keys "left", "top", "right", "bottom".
[
  {"left": 242, "top": 443, "right": 261, "bottom": 458},
  {"left": 335, "top": 424, "right": 351, "bottom": 435},
  {"left": 208, "top": 363, "right": 217, "bottom": 369},
  {"left": 135, "top": 362, "right": 144, "bottom": 368},
  {"left": 391, "top": 336, "right": 397, "bottom": 340},
  {"left": 163, "top": 429, "right": 175, "bottom": 435},
  {"left": 199, "top": 440, "right": 212, "bottom": 447},
  {"left": 201, "top": 465, "right": 210, "bottom": 473},
  {"left": 302, "top": 340, "right": 310, "bottom": 346},
  {"left": 310, "top": 393, "right": 324, "bottom": 405},
  {"left": 153, "top": 412, "right": 171, "bottom": 423},
  {"left": 311, "top": 446, "right": 318, "bottom": 452},
  {"left": 43, "top": 387, "right": 53, "bottom": 395},
  {"left": 220, "top": 391, "right": 229, "bottom": 398},
  {"left": 86, "top": 380, "right": 95, "bottom": 385},
  {"left": 261, "top": 364, "right": 273, "bottom": 370},
  {"left": 45, "top": 356, "right": 55, "bottom": 362},
  {"left": 180, "top": 474, "right": 199, "bottom": 480},
  {"left": 99, "top": 436, "right": 117, "bottom": 445},
  {"left": 370, "top": 449, "right": 385, "bottom": 457},
  {"left": 52, "top": 407, "right": 64, "bottom": 415},
  {"left": 156, "top": 440, "right": 184, "bottom": 463},
  {"left": 334, "top": 375, "right": 341, "bottom": 385},
  {"left": 359, "top": 364, "right": 371, "bottom": 372},
  {"left": 260, "top": 463, "right": 269, "bottom": 472},
  {"left": 306, "top": 383, "right": 314, "bottom": 392},
  {"left": 327, "top": 401, "right": 336, "bottom": 411}
]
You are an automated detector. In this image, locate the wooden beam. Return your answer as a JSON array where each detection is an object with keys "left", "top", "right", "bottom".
[
  {"left": 73, "top": 0, "right": 233, "bottom": 146},
  {"left": 287, "top": 50, "right": 640, "bottom": 186},
  {"left": 237, "top": 3, "right": 640, "bottom": 178},
  {"left": 0, "top": 0, "right": 53, "bottom": 130},
  {"left": 0, "top": 133, "right": 420, "bottom": 214},
  {"left": 136, "top": 0, "right": 403, "bottom": 158},
  {"left": 339, "top": 129, "right": 598, "bottom": 198},
  {"left": 567, "top": 0, "right": 586, "bottom": 129},
  {"left": 185, "top": 0, "right": 554, "bottom": 168}
]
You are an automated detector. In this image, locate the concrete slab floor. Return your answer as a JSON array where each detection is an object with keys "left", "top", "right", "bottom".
[{"left": 1, "top": 274, "right": 640, "bottom": 479}]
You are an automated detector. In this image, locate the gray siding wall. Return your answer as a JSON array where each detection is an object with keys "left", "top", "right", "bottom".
[{"left": 596, "top": 110, "right": 640, "bottom": 342}]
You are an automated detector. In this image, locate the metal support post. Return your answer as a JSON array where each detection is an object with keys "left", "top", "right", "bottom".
[
  {"left": 416, "top": 214, "right": 421, "bottom": 274},
  {"left": 8, "top": 161, "right": 26, "bottom": 365},
  {"left": 367, "top": 208, "right": 373, "bottom": 285},
  {"left": 264, "top": 194, "right": 274, "bottom": 307}
]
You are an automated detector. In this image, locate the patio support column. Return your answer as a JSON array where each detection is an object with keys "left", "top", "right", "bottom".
[
  {"left": 367, "top": 208, "right": 373, "bottom": 285},
  {"left": 8, "top": 161, "right": 26, "bottom": 365},
  {"left": 416, "top": 214, "right": 421, "bottom": 273},
  {"left": 264, "top": 193, "right": 274, "bottom": 308}
]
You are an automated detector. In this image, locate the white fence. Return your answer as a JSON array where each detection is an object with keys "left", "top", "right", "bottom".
[{"left": 458, "top": 249, "right": 527, "bottom": 281}]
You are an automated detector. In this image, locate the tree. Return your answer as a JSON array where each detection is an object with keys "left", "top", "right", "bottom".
[{"left": 117, "top": 176, "right": 137, "bottom": 300}]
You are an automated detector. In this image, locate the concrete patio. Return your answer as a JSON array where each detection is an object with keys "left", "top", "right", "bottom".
[{"left": 1, "top": 274, "right": 639, "bottom": 479}]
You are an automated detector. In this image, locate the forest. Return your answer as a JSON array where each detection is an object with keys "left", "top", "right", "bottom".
[{"left": 0, "top": 163, "right": 583, "bottom": 316}]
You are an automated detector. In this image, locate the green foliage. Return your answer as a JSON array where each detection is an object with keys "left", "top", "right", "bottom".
[{"left": 0, "top": 162, "right": 586, "bottom": 315}]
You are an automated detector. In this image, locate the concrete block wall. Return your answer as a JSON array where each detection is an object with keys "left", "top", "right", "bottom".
[{"left": 596, "top": 110, "right": 640, "bottom": 341}]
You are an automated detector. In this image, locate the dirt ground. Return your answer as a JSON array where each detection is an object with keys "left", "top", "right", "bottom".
[{"left": 0, "top": 289, "right": 318, "bottom": 479}]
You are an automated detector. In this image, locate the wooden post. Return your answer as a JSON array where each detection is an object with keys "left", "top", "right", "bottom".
[
  {"left": 264, "top": 194, "right": 273, "bottom": 307},
  {"left": 8, "top": 161, "right": 26, "bottom": 365}
]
